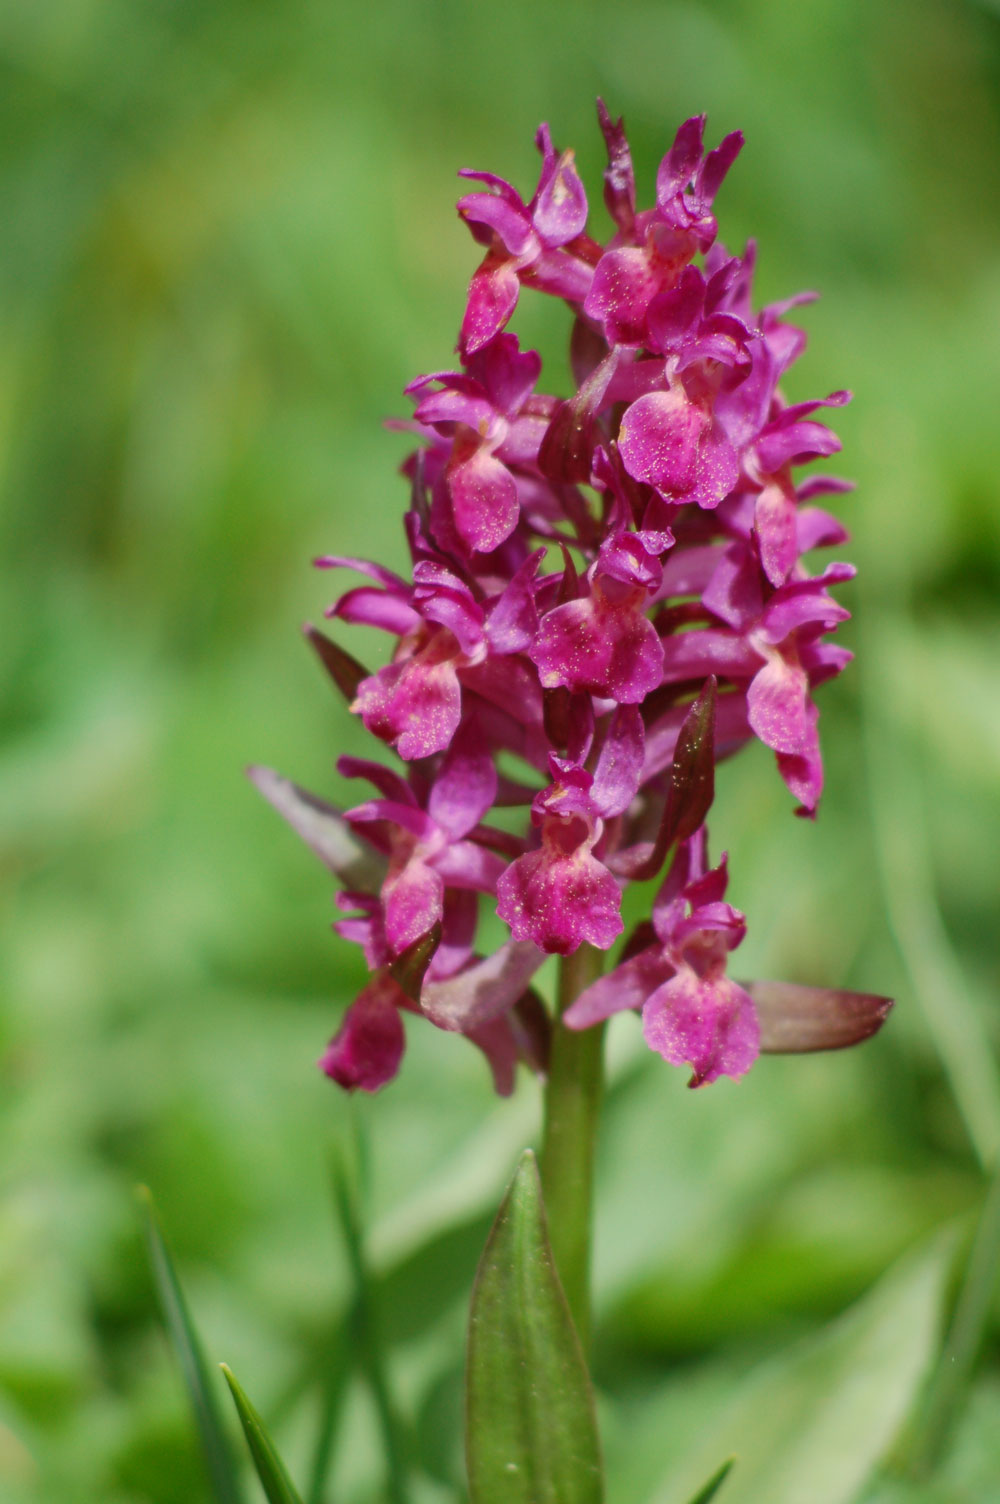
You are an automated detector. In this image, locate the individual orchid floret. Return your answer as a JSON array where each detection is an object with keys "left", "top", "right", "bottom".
[
  {"left": 496, "top": 708, "right": 643, "bottom": 955},
  {"left": 318, "top": 973, "right": 406, "bottom": 1092},
  {"left": 584, "top": 115, "right": 743, "bottom": 347},
  {"left": 615, "top": 266, "right": 753, "bottom": 509},
  {"left": 530, "top": 523, "right": 671, "bottom": 703},
  {"left": 350, "top": 561, "right": 486, "bottom": 760},
  {"left": 407, "top": 333, "right": 551, "bottom": 556},
  {"left": 692, "top": 543, "right": 855, "bottom": 812},
  {"left": 458, "top": 124, "right": 592, "bottom": 356},
  {"left": 496, "top": 767, "right": 614, "bottom": 956},
  {"left": 341, "top": 728, "right": 504, "bottom": 956},
  {"left": 564, "top": 830, "right": 759, "bottom": 1087},
  {"left": 743, "top": 389, "right": 850, "bottom": 586}
]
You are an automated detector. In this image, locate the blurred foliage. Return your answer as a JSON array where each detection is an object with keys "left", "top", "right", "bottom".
[{"left": 2, "top": 0, "right": 1000, "bottom": 1500}]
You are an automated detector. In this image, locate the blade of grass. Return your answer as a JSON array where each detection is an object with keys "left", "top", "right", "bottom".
[
  {"left": 221, "top": 1364, "right": 305, "bottom": 1504},
  {"left": 305, "top": 1311, "right": 353, "bottom": 1504},
  {"left": 904, "top": 1159, "right": 1000, "bottom": 1474},
  {"left": 859, "top": 610, "right": 1000, "bottom": 1169},
  {"left": 330, "top": 1146, "right": 410, "bottom": 1504},
  {"left": 137, "top": 1186, "right": 245, "bottom": 1504},
  {"left": 685, "top": 1458, "right": 735, "bottom": 1504}
]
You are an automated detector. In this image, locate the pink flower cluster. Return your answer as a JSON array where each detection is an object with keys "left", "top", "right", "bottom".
[{"left": 253, "top": 107, "right": 890, "bottom": 1096}]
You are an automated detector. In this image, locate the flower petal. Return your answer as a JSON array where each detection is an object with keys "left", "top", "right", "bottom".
[
  {"left": 428, "top": 719, "right": 499, "bottom": 840},
  {"left": 318, "top": 976, "right": 406, "bottom": 1092},
  {"left": 420, "top": 941, "right": 546, "bottom": 1030},
  {"left": 642, "top": 969, "right": 759, "bottom": 1086},
  {"left": 563, "top": 946, "right": 673, "bottom": 1028},
  {"left": 353, "top": 650, "right": 462, "bottom": 760},
  {"left": 496, "top": 847, "right": 622, "bottom": 954},
  {"left": 446, "top": 444, "right": 520, "bottom": 554}
]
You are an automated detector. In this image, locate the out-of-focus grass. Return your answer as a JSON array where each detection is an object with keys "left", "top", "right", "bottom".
[{"left": 1, "top": 1, "right": 1000, "bottom": 1500}]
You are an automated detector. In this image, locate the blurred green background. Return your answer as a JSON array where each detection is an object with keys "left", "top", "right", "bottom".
[{"left": 3, "top": 0, "right": 1000, "bottom": 1499}]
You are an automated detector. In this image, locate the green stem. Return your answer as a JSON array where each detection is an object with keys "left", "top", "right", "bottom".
[{"left": 539, "top": 943, "right": 606, "bottom": 1350}]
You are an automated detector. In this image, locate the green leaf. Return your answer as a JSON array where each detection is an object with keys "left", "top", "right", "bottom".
[
  {"left": 654, "top": 1235, "right": 952, "bottom": 1504},
  {"left": 466, "top": 1150, "right": 603, "bottom": 1504},
  {"left": 221, "top": 1364, "right": 305, "bottom": 1504},
  {"left": 685, "top": 1459, "right": 735, "bottom": 1504},
  {"left": 137, "top": 1186, "right": 244, "bottom": 1504}
]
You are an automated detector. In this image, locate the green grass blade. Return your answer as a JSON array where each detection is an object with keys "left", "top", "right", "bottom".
[
  {"left": 859, "top": 609, "right": 1000, "bottom": 1169},
  {"left": 905, "top": 1160, "right": 1000, "bottom": 1474},
  {"left": 137, "top": 1186, "right": 244, "bottom": 1504},
  {"left": 221, "top": 1364, "right": 305, "bottom": 1504},
  {"left": 329, "top": 1147, "right": 410, "bottom": 1504},
  {"left": 466, "top": 1150, "right": 603, "bottom": 1504},
  {"left": 685, "top": 1458, "right": 735, "bottom": 1504},
  {"left": 304, "top": 1312, "right": 353, "bottom": 1504}
]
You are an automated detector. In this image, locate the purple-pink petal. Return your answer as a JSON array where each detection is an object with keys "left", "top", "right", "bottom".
[
  {"left": 446, "top": 445, "right": 520, "bottom": 555},
  {"left": 531, "top": 592, "right": 664, "bottom": 704},
  {"left": 329, "top": 586, "right": 421, "bottom": 635},
  {"left": 428, "top": 721, "right": 498, "bottom": 840},
  {"left": 319, "top": 976, "right": 406, "bottom": 1092},
  {"left": 485, "top": 550, "right": 544, "bottom": 653},
  {"left": 460, "top": 253, "right": 522, "bottom": 355},
  {"left": 618, "top": 389, "right": 737, "bottom": 508},
  {"left": 497, "top": 846, "right": 623, "bottom": 954},
  {"left": 532, "top": 142, "right": 589, "bottom": 244},
  {"left": 563, "top": 945, "right": 673, "bottom": 1028},
  {"left": 353, "top": 648, "right": 462, "bottom": 760},
  {"left": 584, "top": 246, "right": 663, "bottom": 346},
  {"left": 642, "top": 969, "right": 759, "bottom": 1086},
  {"left": 596, "top": 98, "right": 635, "bottom": 233},
  {"left": 591, "top": 704, "right": 645, "bottom": 817},
  {"left": 457, "top": 189, "right": 535, "bottom": 256},
  {"left": 421, "top": 940, "right": 546, "bottom": 1030},
  {"left": 432, "top": 839, "right": 506, "bottom": 892},
  {"left": 382, "top": 858, "right": 445, "bottom": 956},
  {"left": 657, "top": 115, "right": 705, "bottom": 203},
  {"left": 746, "top": 654, "right": 812, "bottom": 756}
]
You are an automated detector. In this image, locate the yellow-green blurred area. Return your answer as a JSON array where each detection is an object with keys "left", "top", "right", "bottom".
[{"left": 3, "top": 0, "right": 1000, "bottom": 1499}]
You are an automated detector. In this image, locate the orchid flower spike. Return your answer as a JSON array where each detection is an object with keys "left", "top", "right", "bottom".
[{"left": 254, "top": 103, "right": 891, "bottom": 1094}]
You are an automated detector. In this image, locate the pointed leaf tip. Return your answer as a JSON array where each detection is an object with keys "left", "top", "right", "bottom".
[
  {"left": 635, "top": 676, "right": 717, "bottom": 880},
  {"left": 749, "top": 980, "right": 894, "bottom": 1054},
  {"left": 304, "top": 623, "right": 369, "bottom": 702},
  {"left": 466, "top": 1150, "right": 603, "bottom": 1503},
  {"left": 139, "top": 1188, "right": 244, "bottom": 1504},
  {"left": 388, "top": 922, "right": 442, "bottom": 1003},
  {"left": 685, "top": 1458, "right": 735, "bottom": 1504},
  {"left": 247, "top": 765, "right": 385, "bottom": 890},
  {"left": 221, "top": 1364, "right": 305, "bottom": 1504}
]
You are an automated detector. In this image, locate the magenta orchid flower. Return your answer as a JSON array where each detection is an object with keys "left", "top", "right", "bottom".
[
  {"left": 253, "top": 103, "right": 891, "bottom": 1095},
  {"left": 563, "top": 831, "right": 759, "bottom": 1087},
  {"left": 458, "top": 124, "right": 593, "bottom": 356}
]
